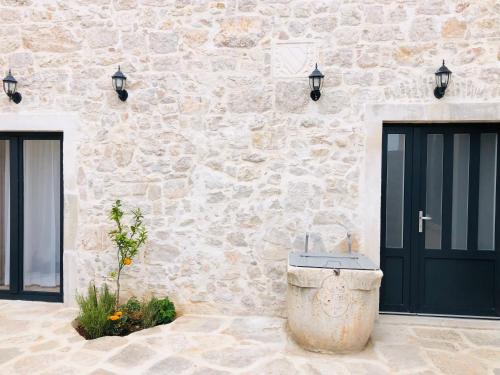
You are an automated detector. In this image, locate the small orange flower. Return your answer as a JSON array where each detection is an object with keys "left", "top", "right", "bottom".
[
  {"left": 108, "top": 315, "right": 119, "bottom": 321},
  {"left": 123, "top": 258, "right": 132, "bottom": 266},
  {"left": 115, "top": 311, "right": 123, "bottom": 317}
]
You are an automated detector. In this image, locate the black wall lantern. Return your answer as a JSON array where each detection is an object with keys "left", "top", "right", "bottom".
[
  {"left": 112, "top": 66, "right": 128, "bottom": 102},
  {"left": 309, "top": 63, "right": 324, "bottom": 101},
  {"left": 2, "top": 70, "right": 21, "bottom": 104},
  {"left": 434, "top": 60, "right": 452, "bottom": 99}
]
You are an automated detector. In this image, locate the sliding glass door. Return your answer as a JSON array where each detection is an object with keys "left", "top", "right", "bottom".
[{"left": 0, "top": 133, "right": 63, "bottom": 302}]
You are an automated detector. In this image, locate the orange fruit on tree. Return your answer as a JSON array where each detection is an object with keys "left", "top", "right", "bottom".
[{"left": 123, "top": 258, "right": 132, "bottom": 266}]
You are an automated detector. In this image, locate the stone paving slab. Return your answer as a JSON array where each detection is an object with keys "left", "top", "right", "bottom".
[{"left": 0, "top": 300, "right": 499, "bottom": 374}]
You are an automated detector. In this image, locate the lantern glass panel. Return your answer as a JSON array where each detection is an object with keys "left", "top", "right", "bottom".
[
  {"left": 3, "top": 81, "right": 15, "bottom": 95},
  {"left": 312, "top": 77, "right": 320, "bottom": 90},
  {"left": 9, "top": 81, "right": 16, "bottom": 94},
  {"left": 442, "top": 73, "right": 450, "bottom": 88},
  {"left": 114, "top": 77, "right": 125, "bottom": 91}
]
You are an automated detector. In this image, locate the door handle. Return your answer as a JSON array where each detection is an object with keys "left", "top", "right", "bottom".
[{"left": 418, "top": 210, "right": 432, "bottom": 233}]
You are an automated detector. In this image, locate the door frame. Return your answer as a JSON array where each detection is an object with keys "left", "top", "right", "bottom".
[
  {"left": 363, "top": 103, "right": 500, "bottom": 317},
  {"left": 0, "top": 132, "right": 64, "bottom": 302},
  {"left": 0, "top": 113, "right": 80, "bottom": 305}
]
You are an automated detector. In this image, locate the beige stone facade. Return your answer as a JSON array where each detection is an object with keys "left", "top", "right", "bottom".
[{"left": 0, "top": 0, "right": 498, "bottom": 315}]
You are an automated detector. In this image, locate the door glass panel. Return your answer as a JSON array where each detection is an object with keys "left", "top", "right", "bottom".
[
  {"left": 385, "top": 134, "right": 405, "bottom": 248},
  {"left": 0, "top": 141, "right": 9, "bottom": 290},
  {"left": 425, "top": 134, "right": 443, "bottom": 250},
  {"left": 478, "top": 133, "right": 497, "bottom": 251},
  {"left": 23, "top": 140, "right": 61, "bottom": 292},
  {"left": 451, "top": 134, "right": 470, "bottom": 250}
]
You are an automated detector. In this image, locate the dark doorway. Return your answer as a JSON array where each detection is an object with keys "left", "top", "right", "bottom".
[
  {"left": 380, "top": 124, "right": 500, "bottom": 317},
  {"left": 0, "top": 133, "right": 63, "bottom": 302}
]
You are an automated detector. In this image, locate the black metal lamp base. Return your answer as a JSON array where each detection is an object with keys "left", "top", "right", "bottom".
[
  {"left": 310, "top": 90, "right": 321, "bottom": 101},
  {"left": 434, "top": 87, "right": 445, "bottom": 99},
  {"left": 117, "top": 90, "right": 128, "bottom": 102},
  {"left": 9, "top": 92, "right": 22, "bottom": 104}
]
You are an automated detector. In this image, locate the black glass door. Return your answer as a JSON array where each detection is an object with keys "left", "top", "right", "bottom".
[
  {"left": 381, "top": 125, "right": 500, "bottom": 317},
  {"left": 0, "top": 133, "right": 63, "bottom": 302}
]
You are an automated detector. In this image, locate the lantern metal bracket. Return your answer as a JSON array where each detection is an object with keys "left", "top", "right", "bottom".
[
  {"left": 9, "top": 92, "right": 22, "bottom": 104},
  {"left": 310, "top": 90, "right": 321, "bottom": 101},
  {"left": 117, "top": 89, "right": 128, "bottom": 102},
  {"left": 9, "top": 92, "right": 23, "bottom": 104},
  {"left": 434, "top": 87, "right": 446, "bottom": 99}
]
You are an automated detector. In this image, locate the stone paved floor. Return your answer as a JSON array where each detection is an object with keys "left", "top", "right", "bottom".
[{"left": 0, "top": 300, "right": 499, "bottom": 374}]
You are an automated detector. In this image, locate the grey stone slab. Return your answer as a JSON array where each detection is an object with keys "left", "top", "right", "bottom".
[
  {"left": 108, "top": 343, "right": 156, "bottom": 368},
  {"left": 427, "top": 351, "right": 487, "bottom": 375},
  {"left": 462, "top": 330, "right": 500, "bottom": 347},
  {"left": 371, "top": 324, "right": 414, "bottom": 344},
  {"left": 12, "top": 353, "right": 60, "bottom": 375},
  {"left": 190, "top": 368, "right": 231, "bottom": 375},
  {"left": 242, "top": 358, "right": 298, "bottom": 375},
  {"left": 222, "top": 316, "right": 285, "bottom": 343},
  {"left": 202, "top": 345, "right": 271, "bottom": 369},
  {"left": 88, "top": 370, "right": 118, "bottom": 375},
  {"left": 377, "top": 344, "right": 428, "bottom": 372},
  {"left": 147, "top": 356, "right": 192, "bottom": 374},
  {"left": 0, "top": 347, "right": 22, "bottom": 364},
  {"left": 84, "top": 335, "right": 129, "bottom": 351},
  {"left": 342, "top": 362, "right": 391, "bottom": 375},
  {"left": 416, "top": 338, "right": 460, "bottom": 352},
  {"left": 413, "top": 327, "right": 463, "bottom": 342},
  {"left": 170, "top": 316, "right": 224, "bottom": 333}
]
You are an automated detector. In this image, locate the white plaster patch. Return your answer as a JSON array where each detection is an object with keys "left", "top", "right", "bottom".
[{"left": 273, "top": 42, "right": 317, "bottom": 78}]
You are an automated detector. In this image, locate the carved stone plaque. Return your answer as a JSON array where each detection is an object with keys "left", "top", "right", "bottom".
[
  {"left": 315, "top": 275, "right": 350, "bottom": 318},
  {"left": 273, "top": 42, "right": 317, "bottom": 78}
]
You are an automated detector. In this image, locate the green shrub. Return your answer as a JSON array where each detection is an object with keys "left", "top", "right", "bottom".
[
  {"left": 120, "top": 297, "right": 143, "bottom": 328},
  {"left": 142, "top": 297, "right": 176, "bottom": 328},
  {"left": 76, "top": 283, "right": 116, "bottom": 339},
  {"left": 123, "top": 296, "right": 141, "bottom": 313}
]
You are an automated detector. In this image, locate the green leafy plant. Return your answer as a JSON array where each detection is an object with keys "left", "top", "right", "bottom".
[
  {"left": 120, "top": 297, "right": 143, "bottom": 328},
  {"left": 142, "top": 297, "right": 176, "bottom": 328},
  {"left": 108, "top": 200, "right": 147, "bottom": 308},
  {"left": 123, "top": 296, "right": 141, "bottom": 313},
  {"left": 76, "top": 283, "right": 116, "bottom": 339}
]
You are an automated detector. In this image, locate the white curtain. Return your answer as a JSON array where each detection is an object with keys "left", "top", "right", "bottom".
[{"left": 23, "top": 140, "right": 60, "bottom": 289}]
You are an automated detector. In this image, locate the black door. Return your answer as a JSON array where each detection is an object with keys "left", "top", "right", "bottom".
[
  {"left": 380, "top": 124, "right": 500, "bottom": 317},
  {"left": 0, "top": 133, "right": 63, "bottom": 302}
]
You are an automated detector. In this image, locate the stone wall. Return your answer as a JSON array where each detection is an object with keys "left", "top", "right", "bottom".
[{"left": 0, "top": 0, "right": 498, "bottom": 316}]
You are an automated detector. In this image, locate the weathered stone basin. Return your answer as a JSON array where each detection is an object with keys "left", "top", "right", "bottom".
[{"left": 287, "top": 252, "right": 383, "bottom": 353}]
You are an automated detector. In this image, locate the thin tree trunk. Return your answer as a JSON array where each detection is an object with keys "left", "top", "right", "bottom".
[{"left": 116, "top": 247, "right": 121, "bottom": 309}]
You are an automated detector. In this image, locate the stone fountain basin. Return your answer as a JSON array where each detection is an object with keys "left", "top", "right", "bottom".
[{"left": 287, "top": 264, "right": 383, "bottom": 353}]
